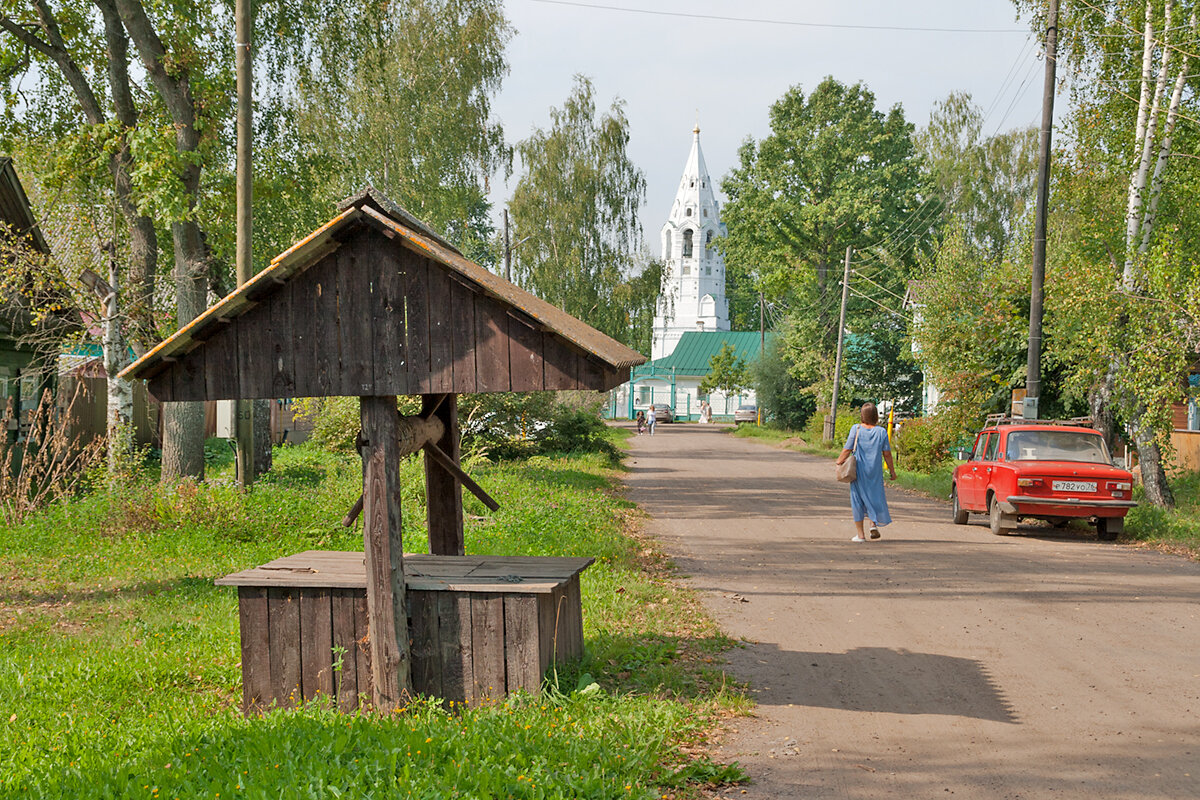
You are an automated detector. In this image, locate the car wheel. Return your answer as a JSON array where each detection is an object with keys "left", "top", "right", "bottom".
[
  {"left": 1096, "top": 517, "right": 1122, "bottom": 541},
  {"left": 951, "top": 486, "right": 969, "bottom": 525},
  {"left": 988, "top": 494, "right": 1012, "bottom": 536}
]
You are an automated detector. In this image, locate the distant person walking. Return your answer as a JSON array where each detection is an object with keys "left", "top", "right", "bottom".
[
  {"left": 834, "top": 402, "right": 897, "bottom": 542},
  {"left": 647, "top": 405, "right": 657, "bottom": 436}
]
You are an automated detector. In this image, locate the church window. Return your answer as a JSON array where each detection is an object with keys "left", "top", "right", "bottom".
[
  {"left": 682, "top": 264, "right": 691, "bottom": 275},
  {"left": 664, "top": 234, "right": 672, "bottom": 260},
  {"left": 703, "top": 209, "right": 708, "bottom": 218},
  {"left": 686, "top": 206, "right": 692, "bottom": 216},
  {"left": 682, "top": 229, "right": 694, "bottom": 257},
  {"left": 705, "top": 266, "right": 711, "bottom": 275},
  {"left": 706, "top": 230, "right": 714, "bottom": 244}
]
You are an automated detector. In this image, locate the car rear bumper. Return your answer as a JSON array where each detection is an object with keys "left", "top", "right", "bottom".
[{"left": 1000, "top": 495, "right": 1137, "bottom": 516}]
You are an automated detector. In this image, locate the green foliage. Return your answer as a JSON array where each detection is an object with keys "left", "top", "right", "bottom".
[
  {"left": 803, "top": 409, "right": 859, "bottom": 449},
  {"left": 751, "top": 336, "right": 816, "bottom": 430},
  {"left": 698, "top": 342, "right": 751, "bottom": 397},
  {"left": 916, "top": 92, "right": 1037, "bottom": 257},
  {"left": 720, "top": 77, "right": 926, "bottom": 406},
  {"left": 891, "top": 417, "right": 954, "bottom": 473},
  {"left": 0, "top": 444, "right": 747, "bottom": 797},
  {"left": 509, "top": 76, "right": 651, "bottom": 347}
]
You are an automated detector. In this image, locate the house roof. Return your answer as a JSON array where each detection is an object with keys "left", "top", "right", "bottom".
[
  {"left": 0, "top": 158, "right": 48, "bottom": 255},
  {"left": 120, "top": 191, "right": 645, "bottom": 396},
  {"left": 634, "top": 330, "right": 770, "bottom": 377}
]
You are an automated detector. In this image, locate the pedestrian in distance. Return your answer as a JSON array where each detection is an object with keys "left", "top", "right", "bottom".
[
  {"left": 834, "top": 402, "right": 897, "bottom": 542},
  {"left": 647, "top": 405, "right": 657, "bottom": 436},
  {"left": 635, "top": 409, "right": 646, "bottom": 434}
]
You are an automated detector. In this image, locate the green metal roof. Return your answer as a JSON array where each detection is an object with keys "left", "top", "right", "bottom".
[{"left": 633, "top": 331, "right": 773, "bottom": 377}]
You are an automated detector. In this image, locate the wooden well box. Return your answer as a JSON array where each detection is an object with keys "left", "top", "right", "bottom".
[{"left": 217, "top": 551, "right": 592, "bottom": 710}]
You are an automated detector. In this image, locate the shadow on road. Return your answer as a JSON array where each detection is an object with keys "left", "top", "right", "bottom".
[{"left": 731, "top": 643, "right": 1018, "bottom": 724}]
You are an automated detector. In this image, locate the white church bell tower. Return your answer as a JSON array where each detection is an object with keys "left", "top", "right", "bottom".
[{"left": 652, "top": 126, "right": 730, "bottom": 360}]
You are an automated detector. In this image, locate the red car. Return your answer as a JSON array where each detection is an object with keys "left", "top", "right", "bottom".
[{"left": 951, "top": 417, "right": 1136, "bottom": 540}]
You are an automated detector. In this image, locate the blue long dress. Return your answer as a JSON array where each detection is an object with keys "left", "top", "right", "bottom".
[{"left": 844, "top": 424, "right": 892, "bottom": 526}]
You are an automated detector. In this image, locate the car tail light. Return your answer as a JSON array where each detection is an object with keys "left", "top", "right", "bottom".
[
  {"left": 1108, "top": 481, "right": 1132, "bottom": 491},
  {"left": 1017, "top": 478, "right": 1043, "bottom": 488}
]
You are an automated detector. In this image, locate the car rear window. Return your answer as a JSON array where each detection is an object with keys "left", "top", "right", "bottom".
[{"left": 1004, "top": 430, "right": 1111, "bottom": 464}]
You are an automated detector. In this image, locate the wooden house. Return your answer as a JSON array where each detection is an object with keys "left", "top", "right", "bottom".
[{"left": 121, "top": 189, "right": 645, "bottom": 711}]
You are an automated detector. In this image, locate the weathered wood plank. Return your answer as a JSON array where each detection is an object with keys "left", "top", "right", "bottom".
[
  {"left": 474, "top": 294, "right": 511, "bottom": 392},
  {"left": 537, "top": 593, "right": 556, "bottom": 678},
  {"left": 331, "top": 588, "right": 360, "bottom": 712},
  {"left": 237, "top": 302, "right": 274, "bottom": 399},
  {"left": 311, "top": 259, "right": 339, "bottom": 396},
  {"left": 423, "top": 394, "right": 464, "bottom": 556},
  {"left": 353, "top": 591, "right": 372, "bottom": 710},
  {"left": 503, "top": 594, "right": 542, "bottom": 694},
  {"left": 290, "top": 271, "right": 317, "bottom": 392},
  {"left": 449, "top": 278, "right": 477, "bottom": 392},
  {"left": 203, "top": 320, "right": 241, "bottom": 399},
  {"left": 438, "top": 591, "right": 472, "bottom": 707},
  {"left": 427, "top": 266, "right": 454, "bottom": 393},
  {"left": 565, "top": 573, "right": 584, "bottom": 659},
  {"left": 507, "top": 315, "right": 545, "bottom": 392},
  {"left": 359, "top": 395, "right": 410, "bottom": 711},
  {"left": 267, "top": 587, "right": 301, "bottom": 707},
  {"left": 336, "top": 238, "right": 375, "bottom": 395},
  {"left": 542, "top": 334, "right": 580, "bottom": 390},
  {"left": 471, "top": 594, "right": 506, "bottom": 704},
  {"left": 238, "top": 587, "right": 271, "bottom": 714},
  {"left": 579, "top": 356, "right": 604, "bottom": 396},
  {"left": 409, "top": 590, "right": 442, "bottom": 698},
  {"left": 299, "top": 588, "right": 334, "bottom": 701},
  {"left": 371, "top": 238, "right": 409, "bottom": 395},
  {"left": 269, "top": 280, "right": 296, "bottom": 397},
  {"left": 403, "top": 251, "right": 432, "bottom": 393},
  {"left": 170, "top": 344, "right": 207, "bottom": 403}
]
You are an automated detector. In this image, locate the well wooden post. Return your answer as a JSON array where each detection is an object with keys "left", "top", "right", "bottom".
[
  {"left": 359, "top": 395, "right": 410, "bottom": 709},
  {"left": 423, "top": 393, "right": 464, "bottom": 556}
]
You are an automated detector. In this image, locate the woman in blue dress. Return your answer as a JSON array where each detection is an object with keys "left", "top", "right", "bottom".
[{"left": 834, "top": 403, "right": 897, "bottom": 542}]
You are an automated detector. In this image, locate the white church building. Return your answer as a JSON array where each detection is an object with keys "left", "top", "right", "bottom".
[{"left": 609, "top": 127, "right": 765, "bottom": 421}]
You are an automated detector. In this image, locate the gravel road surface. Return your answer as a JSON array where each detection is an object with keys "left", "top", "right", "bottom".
[{"left": 623, "top": 424, "right": 1199, "bottom": 800}]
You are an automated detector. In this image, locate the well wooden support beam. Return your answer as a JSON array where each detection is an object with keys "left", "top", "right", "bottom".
[
  {"left": 359, "top": 395, "right": 410, "bottom": 710},
  {"left": 424, "top": 394, "right": 464, "bottom": 556}
]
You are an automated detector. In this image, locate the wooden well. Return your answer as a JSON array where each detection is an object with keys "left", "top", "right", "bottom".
[
  {"left": 121, "top": 189, "right": 645, "bottom": 711},
  {"left": 218, "top": 552, "right": 591, "bottom": 710}
]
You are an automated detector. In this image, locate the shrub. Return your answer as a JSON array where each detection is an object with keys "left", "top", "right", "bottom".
[
  {"left": 892, "top": 417, "right": 955, "bottom": 472},
  {"left": 803, "top": 409, "right": 859, "bottom": 449}
]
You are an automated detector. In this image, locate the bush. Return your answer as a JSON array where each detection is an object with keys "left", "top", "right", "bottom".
[
  {"left": 752, "top": 337, "right": 817, "bottom": 430},
  {"left": 892, "top": 417, "right": 956, "bottom": 473},
  {"left": 803, "top": 409, "right": 859, "bottom": 449}
]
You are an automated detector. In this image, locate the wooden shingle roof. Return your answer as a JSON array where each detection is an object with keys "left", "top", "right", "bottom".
[{"left": 120, "top": 192, "right": 645, "bottom": 401}]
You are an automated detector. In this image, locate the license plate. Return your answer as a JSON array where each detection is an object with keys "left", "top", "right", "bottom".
[{"left": 1052, "top": 480, "right": 1097, "bottom": 493}]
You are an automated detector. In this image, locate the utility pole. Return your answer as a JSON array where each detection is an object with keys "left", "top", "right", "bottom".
[
  {"left": 503, "top": 209, "right": 512, "bottom": 282},
  {"left": 759, "top": 291, "right": 764, "bottom": 426},
  {"left": 825, "top": 246, "right": 852, "bottom": 443},
  {"left": 1025, "top": 0, "right": 1058, "bottom": 420},
  {"left": 234, "top": 0, "right": 255, "bottom": 485}
]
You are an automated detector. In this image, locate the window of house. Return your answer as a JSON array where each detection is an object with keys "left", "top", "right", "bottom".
[{"left": 682, "top": 229, "right": 693, "bottom": 258}]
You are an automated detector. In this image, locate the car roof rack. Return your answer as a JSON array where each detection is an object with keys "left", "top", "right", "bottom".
[{"left": 983, "top": 414, "right": 1094, "bottom": 428}]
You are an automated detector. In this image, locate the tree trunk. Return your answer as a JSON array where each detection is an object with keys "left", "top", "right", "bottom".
[
  {"left": 253, "top": 398, "right": 272, "bottom": 477},
  {"left": 160, "top": 219, "right": 208, "bottom": 481},
  {"left": 1131, "top": 416, "right": 1174, "bottom": 508}
]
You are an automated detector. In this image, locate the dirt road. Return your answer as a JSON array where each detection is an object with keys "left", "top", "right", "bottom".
[{"left": 623, "top": 424, "right": 1199, "bottom": 799}]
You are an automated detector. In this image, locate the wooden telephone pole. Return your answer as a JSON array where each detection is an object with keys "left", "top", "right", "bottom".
[
  {"left": 234, "top": 0, "right": 255, "bottom": 485},
  {"left": 825, "top": 247, "right": 852, "bottom": 443},
  {"left": 1025, "top": 0, "right": 1059, "bottom": 420}
]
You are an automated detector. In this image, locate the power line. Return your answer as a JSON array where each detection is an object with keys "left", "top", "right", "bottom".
[{"left": 529, "top": 0, "right": 1028, "bottom": 33}]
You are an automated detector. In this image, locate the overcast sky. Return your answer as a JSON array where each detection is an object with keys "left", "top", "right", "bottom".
[{"left": 490, "top": 0, "right": 1046, "bottom": 259}]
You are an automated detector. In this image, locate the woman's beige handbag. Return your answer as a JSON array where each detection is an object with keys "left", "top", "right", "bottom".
[{"left": 836, "top": 426, "right": 860, "bottom": 483}]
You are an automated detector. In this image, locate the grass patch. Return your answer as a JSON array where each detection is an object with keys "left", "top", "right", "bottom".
[{"left": 0, "top": 441, "right": 748, "bottom": 798}]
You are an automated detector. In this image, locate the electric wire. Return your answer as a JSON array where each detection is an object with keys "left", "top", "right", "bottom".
[{"left": 528, "top": 0, "right": 1028, "bottom": 33}]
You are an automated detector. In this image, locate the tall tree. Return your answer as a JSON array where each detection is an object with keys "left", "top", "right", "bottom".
[
  {"left": 1016, "top": 0, "right": 1200, "bottom": 506},
  {"left": 916, "top": 92, "right": 1038, "bottom": 257},
  {"left": 284, "top": 0, "right": 512, "bottom": 261},
  {"left": 508, "top": 75, "right": 650, "bottom": 346},
  {"left": 720, "top": 77, "right": 926, "bottom": 406}
]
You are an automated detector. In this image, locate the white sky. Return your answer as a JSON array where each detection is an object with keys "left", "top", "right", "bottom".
[{"left": 490, "top": 0, "right": 1045, "bottom": 259}]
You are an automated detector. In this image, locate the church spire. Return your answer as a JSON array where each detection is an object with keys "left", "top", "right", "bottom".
[{"left": 651, "top": 128, "right": 730, "bottom": 360}]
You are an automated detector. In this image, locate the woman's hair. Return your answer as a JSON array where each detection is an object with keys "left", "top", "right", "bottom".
[{"left": 860, "top": 403, "right": 879, "bottom": 425}]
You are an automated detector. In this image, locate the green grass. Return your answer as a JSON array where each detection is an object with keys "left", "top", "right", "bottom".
[{"left": 0, "top": 442, "right": 748, "bottom": 799}]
